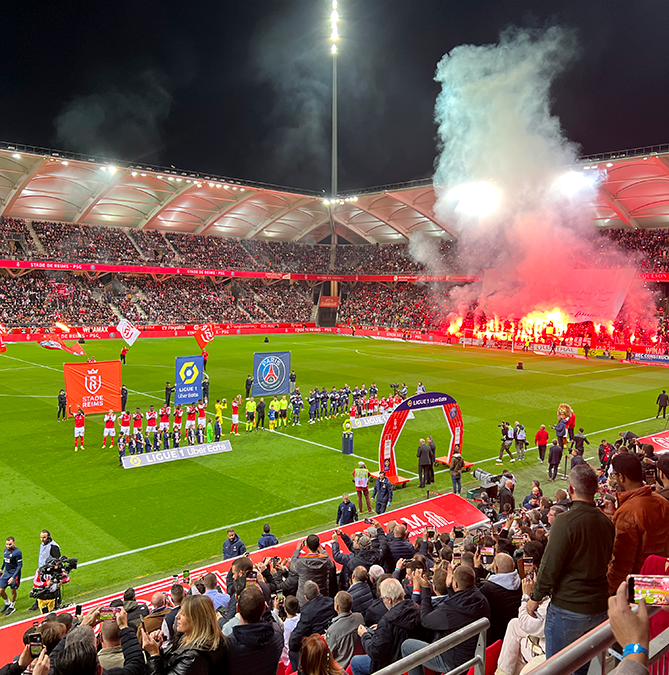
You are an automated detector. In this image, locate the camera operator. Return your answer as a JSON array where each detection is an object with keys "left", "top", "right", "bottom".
[
  {"left": 30, "top": 557, "right": 76, "bottom": 615},
  {"left": 29, "top": 531, "right": 61, "bottom": 612}
]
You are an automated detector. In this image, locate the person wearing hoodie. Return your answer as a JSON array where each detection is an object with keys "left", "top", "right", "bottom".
[
  {"left": 326, "top": 591, "right": 365, "bottom": 669},
  {"left": 347, "top": 567, "right": 374, "bottom": 614},
  {"left": 607, "top": 453, "right": 669, "bottom": 594},
  {"left": 222, "top": 529, "right": 247, "bottom": 560},
  {"left": 479, "top": 553, "right": 522, "bottom": 643},
  {"left": 121, "top": 588, "right": 149, "bottom": 630},
  {"left": 290, "top": 534, "right": 337, "bottom": 607},
  {"left": 226, "top": 585, "right": 283, "bottom": 675},
  {"left": 331, "top": 523, "right": 387, "bottom": 579},
  {"left": 350, "top": 578, "right": 421, "bottom": 675},
  {"left": 288, "top": 581, "right": 337, "bottom": 671},
  {"left": 400, "top": 566, "right": 490, "bottom": 675}
]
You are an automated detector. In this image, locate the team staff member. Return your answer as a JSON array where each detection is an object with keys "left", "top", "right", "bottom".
[
  {"left": 1, "top": 536, "right": 22, "bottom": 616},
  {"left": 165, "top": 382, "right": 175, "bottom": 406},
  {"left": 57, "top": 389, "right": 67, "bottom": 421},
  {"left": 372, "top": 471, "right": 393, "bottom": 514},
  {"left": 289, "top": 369, "right": 297, "bottom": 394}
]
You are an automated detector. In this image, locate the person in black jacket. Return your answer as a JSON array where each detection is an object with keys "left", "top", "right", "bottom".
[
  {"left": 348, "top": 567, "right": 374, "bottom": 614},
  {"left": 57, "top": 390, "right": 67, "bottom": 421},
  {"left": 401, "top": 566, "right": 490, "bottom": 675},
  {"left": 498, "top": 480, "right": 515, "bottom": 511},
  {"left": 372, "top": 472, "right": 393, "bottom": 514},
  {"left": 331, "top": 523, "right": 387, "bottom": 580},
  {"left": 350, "top": 578, "right": 421, "bottom": 675},
  {"left": 479, "top": 553, "right": 522, "bottom": 643},
  {"left": 417, "top": 439, "right": 432, "bottom": 489},
  {"left": 226, "top": 585, "right": 283, "bottom": 675},
  {"left": 288, "top": 580, "right": 337, "bottom": 671},
  {"left": 386, "top": 524, "right": 416, "bottom": 572},
  {"left": 364, "top": 573, "right": 391, "bottom": 627}
]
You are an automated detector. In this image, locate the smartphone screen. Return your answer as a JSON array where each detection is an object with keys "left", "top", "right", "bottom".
[
  {"left": 523, "top": 557, "right": 534, "bottom": 575},
  {"left": 453, "top": 553, "right": 461, "bottom": 564},
  {"left": 99, "top": 607, "right": 117, "bottom": 621},
  {"left": 75, "top": 604, "right": 82, "bottom": 617},
  {"left": 29, "top": 634, "right": 43, "bottom": 657},
  {"left": 183, "top": 570, "right": 190, "bottom": 583},
  {"left": 481, "top": 547, "right": 495, "bottom": 564},
  {"left": 628, "top": 575, "right": 669, "bottom": 605},
  {"left": 247, "top": 571, "right": 258, "bottom": 584}
]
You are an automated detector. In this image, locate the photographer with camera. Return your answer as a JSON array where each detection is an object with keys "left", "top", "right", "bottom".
[
  {"left": 497, "top": 422, "right": 515, "bottom": 464},
  {"left": 30, "top": 556, "right": 77, "bottom": 615}
]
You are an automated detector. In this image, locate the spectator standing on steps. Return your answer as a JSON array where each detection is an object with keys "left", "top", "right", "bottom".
[
  {"left": 525, "top": 465, "right": 614, "bottom": 675},
  {"left": 57, "top": 389, "right": 67, "bottom": 421},
  {"left": 656, "top": 389, "right": 669, "bottom": 418}
]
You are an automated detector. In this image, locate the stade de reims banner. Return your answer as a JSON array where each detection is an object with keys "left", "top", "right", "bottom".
[
  {"left": 252, "top": 351, "right": 291, "bottom": 396},
  {"left": 63, "top": 361, "right": 122, "bottom": 416},
  {"left": 0, "top": 493, "right": 488, "bottom": 662},
  {"left": 174, "top": 355, "right": 204, "bottom": 404}
]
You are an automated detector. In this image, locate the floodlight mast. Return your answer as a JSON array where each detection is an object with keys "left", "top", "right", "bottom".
[{"left": 330, "top": 0, "right": 339, "bottom": 197}]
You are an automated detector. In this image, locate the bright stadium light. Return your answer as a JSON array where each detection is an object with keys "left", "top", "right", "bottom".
[
  {"left": 555, "top": 170, "right": 598, "bottom": 196},
  {"left": 12, "top": 153, "right": 20, "bottom": 159},
  {"left": 446, "top": 181, "right": 500, "bottom": 217}
]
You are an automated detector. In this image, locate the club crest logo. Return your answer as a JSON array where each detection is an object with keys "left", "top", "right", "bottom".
[
  {"left": 449, "top": 407, "right": 458, "bottom": 419},
  {"left": 85, "top": 369, "right": 102, "bottom": 395},
  {"left": 179, "top": 361, "right": 199, "bottom": 384},
  {"left": 256, "top": 355, "right": 287, "bottom": 392},
  {"left": 201, "top": 325, "right": 215, "bottom": 342}
]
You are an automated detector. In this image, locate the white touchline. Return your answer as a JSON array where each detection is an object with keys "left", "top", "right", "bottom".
[{"left": 79, "top": 493, "right": 344, "bottom": 567}]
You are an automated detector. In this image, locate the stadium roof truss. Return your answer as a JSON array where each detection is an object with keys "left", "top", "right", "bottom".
[{"left": 2, "top": 142, "right": 669, "bottom": 244}]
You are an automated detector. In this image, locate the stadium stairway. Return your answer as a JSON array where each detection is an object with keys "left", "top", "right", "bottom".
[
  {"left": 158, "top": 230, "right": 182, "bottom": 262},
  {"left": 124, "top": 229, "right": 149, "bottom": 259},
  {"left": 329, "top": 242, "right": 337, "bottom": 271},
  {"left": 25, "top": 220, "right": 45, "bottom": 254}
]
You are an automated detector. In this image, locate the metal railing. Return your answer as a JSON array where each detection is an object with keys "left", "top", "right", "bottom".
[
  {"left": 529, "top": 606, "right": 668, "bottom": 675},
  {"left": 373, "top": 617, "right": 490, "bottom": 675}
]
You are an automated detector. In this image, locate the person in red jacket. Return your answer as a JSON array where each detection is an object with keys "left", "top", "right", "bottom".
[
  {"left": 535, "top": 425, "right": 549, "bottom": 464},
  {"left": 566, "top": 411, "right": 576, "bottom": 447}
]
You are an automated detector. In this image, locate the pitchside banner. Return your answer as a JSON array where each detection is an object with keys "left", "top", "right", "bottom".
[
  {"left": 63, "top": 361, "right": 122, "bottom": 416},
  {"left": 174, "top": 356, "right": 204, "bottom": 404},
  {"left": 252, "top": 351, "right": 291, "bottom": 396}
]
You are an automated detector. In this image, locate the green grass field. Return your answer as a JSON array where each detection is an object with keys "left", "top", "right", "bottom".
[{"left": 1, "top": 334, "right": 666, "bottom": 622}]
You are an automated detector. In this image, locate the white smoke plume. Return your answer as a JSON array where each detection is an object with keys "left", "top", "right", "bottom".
[{"left": 428, "top": 26, "right": 655, "bottom": 335}]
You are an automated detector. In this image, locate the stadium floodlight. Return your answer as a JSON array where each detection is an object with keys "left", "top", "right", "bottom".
[
  {"left": 108, "top": 166, "right": 117, "bottom": 175},
  {"left": 12, "top": 153, "right": 20, "bottom": 159},
  {"left": 61, "top": 161, "right": 68, "bottom": 166},
  {"left": 446, "top": 181, "right": 500, "bottom": 217},
  {"left": 554, "top": 169, "right": 598, "bottom": 196}
]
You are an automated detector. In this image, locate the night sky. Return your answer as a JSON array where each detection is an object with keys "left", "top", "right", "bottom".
[{"left": 2, "top": 1, "right": 668, "bottom": 193}]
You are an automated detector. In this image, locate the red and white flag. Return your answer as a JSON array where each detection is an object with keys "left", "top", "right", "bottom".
[
  {"left": 38, "top": 334, "right": 86, "bottom": 356},
  {"left": 116, "top": 319, "right": 141, "bottom": 347},
  {"left": 195, "top": 324, "right": 215, "bottom": 350},
  {"left": 0, "top": 336, "right": 6, "bottom": 354}
]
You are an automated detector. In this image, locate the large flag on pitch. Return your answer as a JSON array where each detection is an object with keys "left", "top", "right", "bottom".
[
  {"left": 252, "top": 352, "right": 291, "bottom": 396},
  {"left": 195, "top": 324, "right": 215, "bottom": 350},
  {"left": 0, "top": 336, "right": 5, "bottom": 354},
  {"left": 63, "top": 360, "right": 122, "bottom": 416},
  {"left": 116, "top": 318, "right": 141, "bottom": 346},
  {"left": 38, "top": 334, "right": 86, "bottom": 356},
  {"left": 175, "top": 355, "right": 204, "bottom": 404}
]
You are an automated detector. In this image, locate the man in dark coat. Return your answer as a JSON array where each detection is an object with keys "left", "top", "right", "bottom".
[
  {"left": 245, "top": 375, "right": 253, "bottom": 398},
  {"left": 479, "top": 553, "right": 522, "bottom": 643},
  {"left": 548, "top": 439, "right": 563, "bottom": 481},
  {"left": 350, "top": 578, "right": 421, "bottom": 675},
  {"left": 426, "top": 435, "right": 437, "bottom": 485},
  {"left": 401, "top": 566, "right": 490, "bottom": 673},
  {"left": 347, "top": 566, "right": 375, "bottom": 614},
  {"left": 417, "top": 438, "right": 432, "bottom": 488},
  {"left": 657, "top": 389, "right": 669, "bottom": 418},
  {"left": 498, "top": 480, "right": 515, "bottom": 512},
  {"left": 332, "top": 522, "right": 387, "bottom": 579},
  {"left": 372, "top": 471, "right": 393, "bottom": 514},
  {"left": 288, "top": 581, "right": 337, "bottom": 671}
]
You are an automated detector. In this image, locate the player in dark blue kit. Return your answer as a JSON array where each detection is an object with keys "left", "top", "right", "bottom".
[
  {"left": 127, "top": 434, "right": 136, "bottom": 456},
  {"left": 173, "top": 428, "right": 181, "bottom": 448},
  {"left": 162, "top": 429, "right": 171, "bottom": 450},
  {"left": 329, "top": 387, "right": 339, "bottom": 417},
  {"left": 308, "top": 389, "right": 317, "bottom": 424},
  {"left": 1, "top": 537, "right": 23, "bottom": 615},
  {"left": 352, "top": 386, "right": 360, "bottom": 407},
  {"left": 118, "top": 433, "right": 127, "bottom": 467},
  {"left": 136, "top": 433, "right": 145, "bottom": 455},
  {"left": 152, "top": 432, "right": 160, "bottom": 452},
  {"left": 291, "top": 393, "right": 303, "bottom": 426},
  {"left": 370, "top": 382, "right": 378, "bottom": 398},
  {"left": 339, "top": 388, "right": 347, "bottom": 416},
  {"left": 319, "top": 387, "right": 328, "bottom": 420}
]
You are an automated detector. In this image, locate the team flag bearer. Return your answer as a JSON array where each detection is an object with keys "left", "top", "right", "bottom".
[
  {"left": 73, "top": 407, "right": 85, "bottom": 451},
  {"left": 102, "top": 409, "right": 116, "bottom": 448}
]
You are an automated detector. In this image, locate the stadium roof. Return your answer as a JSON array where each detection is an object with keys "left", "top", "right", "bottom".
[{"left": 2, "top": 141, "right": 669, "bottom": 244}]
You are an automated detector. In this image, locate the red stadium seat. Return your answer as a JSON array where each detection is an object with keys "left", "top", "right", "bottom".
[{"left": 465, "top": 639, "right": 503, "bottom": 675}]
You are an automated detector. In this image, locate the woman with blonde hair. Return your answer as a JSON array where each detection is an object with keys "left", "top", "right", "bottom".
[
  {"left": 299, "top": 634, "right": 344, "bottom": 675},
  {"left": 141, "top": 594, "right": 228, "bottom": 674}
]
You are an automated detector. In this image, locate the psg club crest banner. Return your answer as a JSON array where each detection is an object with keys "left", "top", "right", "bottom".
[
  {"left": 252, "top": 351, "right": 291, "bottom": 396},
  {"left": 174, "top": 356, "right": 204, "bottom": 404},
  {"left": 63, "top": 360, "right": 122, "bottom": 416}
]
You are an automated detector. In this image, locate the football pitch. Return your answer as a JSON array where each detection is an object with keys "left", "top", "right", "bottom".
[{"left": 0, "top": 333, "right": 666, "bottom": 620}]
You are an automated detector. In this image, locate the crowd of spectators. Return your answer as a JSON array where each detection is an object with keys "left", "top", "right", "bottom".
[
  {"left": 600, "top": 228, "right": 669, "bottom": 271},
  {"left": 246, "top": 280, "right": 313, "bottom": 323},
  {"left": 0, "top": 272, "right": 116, "bottom": 328},
  {"left": 243, "top": 240, "right": 331, "bottom": 274},
  {"left": 165, "top": 232, "right": 256, "bottom": 270},
  {"left": 128, "top": 230, "right": 177, "bottom": 265},
  {"left": 0, "top": 217, "right": 37, "bottom": 259},
  {"left": 338, "top": 283, "right": 439, "bottom": 330}
]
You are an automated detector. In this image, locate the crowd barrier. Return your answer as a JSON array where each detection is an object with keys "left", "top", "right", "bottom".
[{"left": 0, "top": 494, "right": 487, "bottom": 662}]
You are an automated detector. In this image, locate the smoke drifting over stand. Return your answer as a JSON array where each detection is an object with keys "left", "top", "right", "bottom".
[{"left": 428, "top": 27, "right": 655, "bottom": 338}]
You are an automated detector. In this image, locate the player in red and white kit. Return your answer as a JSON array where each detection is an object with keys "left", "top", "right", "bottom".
[
  {"left": 349, "top": 403, "right": 357, "bottom": 419},
  {"left": 393, "top": 394, "right": 402, "bottom": 409},
  {"left": 119, "top": 410, "right": 131, "bottom": 437},
  {"left": 359, "top": 396, "right": 367, "bottom": 417},
  {"left": 173, "top": 404, "right": 183, "bottom": 430},
  {"left": 370, "top": 396, "right": 379, "bottom": 415},
  {"left": 379, "top": 397, "right": 388, "bottom": 414},
  {"left": 196, "top": 399, "right": 206, "bottom": 427},
  {"left": 185, "top": 404, "right": 197, "bottom": 430},
  {"left": 231, "top": 396, "right": 240, "bottom": 435},
  {"left": 132, "top": 407, "right": 143, "bottom": 437},
  {"left": 159, "top": 405, "right": 171, "bottom": 432},
  {"left": 145, "top": 405, "right": 158, "bottom": 434},
  {"left": 102, "top": 409, "right": 116, "bottom": 448},
  {"left": 73, "top": 407, "right": 85, "bottom": 451}
]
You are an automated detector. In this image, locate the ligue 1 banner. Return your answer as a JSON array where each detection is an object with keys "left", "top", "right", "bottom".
[
  {"left": 122, "top": 440, "right": 233, "bottom": 469},
  {"left": 252, "top": 351, "right": 291, "bottom": 396},
  {"left": 63, "top": 361, "right": 122, "bottom": 415},
  {"left": 174, "top": 355, "right": 204, "bottom": 404}
]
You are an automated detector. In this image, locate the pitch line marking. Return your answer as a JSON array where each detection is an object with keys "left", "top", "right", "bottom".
[{"left": 79, "top": 493, "right": 344, "bottom": 567}]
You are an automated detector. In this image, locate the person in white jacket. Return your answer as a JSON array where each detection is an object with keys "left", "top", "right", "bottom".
[{"left": 496, "top": 562, "right": 549, "bottom": 675}]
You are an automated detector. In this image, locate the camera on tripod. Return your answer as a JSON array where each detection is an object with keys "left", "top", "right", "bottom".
[{"left": 29, "top": 556, "right": 78, "bottom": 600}]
